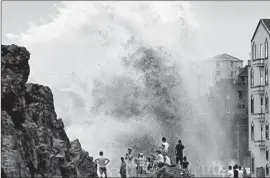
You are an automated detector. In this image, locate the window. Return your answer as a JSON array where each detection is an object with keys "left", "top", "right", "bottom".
[
  {"left": 231, "top": 71, "right": 233, "bottom": 77},
  {"left": 251, "top": 122, "right": 254, "bottom": 141},
  {"left": 266, "top": 39, "right": 268, "bottom": 59},
  {"left": 261, "top": 95, "right": 264, "bottom": 113},
  {"left": 251, "top": 68, "right": 254, "bottom": 87},
  {"left": 267, "top": 163, "right": 269, "bottom": 176},
  {"left": 253, "top": 42, "right": 256, "bottom": 60},
  {"left": 266, "top": 122, "right": 269, "bottom": 140},
  {"left": 260, "top": 69, "right": 264, "bottom": 86},
  {"left": 231, "top": 62, "right": 233, "bottom": 67},
  {"left": 266, "top": 65, "right": 268, "bottom": 86},
  {"left": 266, "top": 93, "right": 269, "bottom": 113},
  {"left": 261, "top": 124, "right": 264, "bottom": 140},
  {"left": 251, "top": 95, "right": 254, "bottom": 114},
  {"left": 238, "top": 91, "right": 243, "bottom": 99},
  {"left": 260, "top": 44, "right": 263, "bottom": 59},
  {"left": 216, "top": 61, "right": 220, "bottom": 67},
  {"left": 238, "top": 104, "right": 246, "bottom": 109},
  {"left": 251, "top": 157, "right": 255, "bottom": 173},
  {"left": 216, "top": 71, "right": 220, "bottom": 76}
]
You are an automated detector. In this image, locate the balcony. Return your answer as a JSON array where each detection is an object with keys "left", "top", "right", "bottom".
[
  {"left": 251, "top": 112, "right": 265, "bottom": 122},
  {"left": 252, "top": 58, "right": 265, "bottom": 67},
  {"left": 254, "top": 140, "right": 266, "bottom": 150},
  {"left": 251, "top": 85, "right": 265, "bottom": 94},
  {"left": 237, "top": 80, "right": 247, "bottom": 85}
]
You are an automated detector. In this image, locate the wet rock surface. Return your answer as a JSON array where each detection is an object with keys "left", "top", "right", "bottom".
[
  {"left": 149, "top": 167, "right": 194, "bottom": 178},
  {"left": 1, "top": 44, "right": 98, "bottom": 178}
]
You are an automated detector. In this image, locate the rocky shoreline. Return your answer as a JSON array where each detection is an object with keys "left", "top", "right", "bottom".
[{"left": 1, "top": 44, "right": 98, "bottom": 178}]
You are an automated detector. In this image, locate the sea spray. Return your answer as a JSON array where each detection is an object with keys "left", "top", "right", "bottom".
[{"left": 6, "top": 2, "right": 233, "bottom": 176}]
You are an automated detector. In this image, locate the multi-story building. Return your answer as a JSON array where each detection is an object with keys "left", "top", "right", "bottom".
[
  {"left": 185, "top": 54, "right": 244, "bottom": 100},
  {"left": 207, "top": 64, "right": 249, "bottom": 165},
  {"left": 205, "top": 53, "right": 244, "bottom": 84},
  {"left": 235, "top": 66, "right": 249, "bottom": 166},
  {"left": 248, "top": 19, "right": 270, "bottom": 177}
]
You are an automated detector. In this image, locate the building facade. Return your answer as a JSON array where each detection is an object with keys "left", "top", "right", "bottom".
[
  {"left": 235, "top": 66, "right": 249, "bottom": 166},
  {"left": 205, "top": 53, "right": 244, "bottom": 84},
  {"left": 248, "top": 19, "right": 270, "bottom": 177}
]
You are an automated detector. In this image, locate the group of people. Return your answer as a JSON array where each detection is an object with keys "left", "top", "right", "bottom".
[
  {"left": 225, "top": 165, "right": 250, "bottom": 178},
  {"left": 94, "top": 137, "right": 190, "bottom": 178},
  {"left": 119, "top": 137, "right": 190, "bottom": 177}
]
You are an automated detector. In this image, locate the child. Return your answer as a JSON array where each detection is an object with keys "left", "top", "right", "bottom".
[
  {"left": 182, "top": 156, "right": 189, "bottom": 173},
  {"left": 161, "top": 137, "right": 169, "bottom": 156},
  {"left": 135, "top": 154, "right": 140, "bottom": 171},
  {"left": 138, "top": 153, "right": 146, "bottom": 174},
  {"left": 119, "top": 157, "right": 127, "bottom": 178},
  {"left": 146, "top": 157, "right": 151, "bottom": 173}
]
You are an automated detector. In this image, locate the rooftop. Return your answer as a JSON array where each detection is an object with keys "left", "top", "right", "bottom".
[
  {"left": 251, "top": 19, "right": 270, "bottom": 41},
  {"left": 262, "top": 19, "right": 270, "bottom": 32},
  {"left": 208, "top": 53, "right": 243, "bottom": 62}
]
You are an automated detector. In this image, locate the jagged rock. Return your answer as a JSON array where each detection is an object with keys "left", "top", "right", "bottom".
[
  {"left": 70, "top": 139, "right": 98, "bottom": 177},
  {"left": 1, "top": 44, "right": 98, "bottom": 178},
  {"left": 149, "top": 166, "right": 194, "bottom": 178}
]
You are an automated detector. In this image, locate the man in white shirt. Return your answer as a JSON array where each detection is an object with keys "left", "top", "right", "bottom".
[
  {"left": 238, "top": 166, "right": 243, "bottom": 178},
  {"left": 227, "top": 166, "right": 234, "bottom": 178},
  {"left": 154, "top": 150, "right": 164, "bottom": 169},
  {"left": 162, "top": 137, "right": 169, "bottom": 155}
]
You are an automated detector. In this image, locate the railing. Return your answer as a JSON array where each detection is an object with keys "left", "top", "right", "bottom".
[
  {"left": 251, "top": 112, "right": 265, "bottom": 122},
  {"left": 237, "top": 80, "right": 247, "bottom": 85},
  {"left": 251, "top": 85, "right": 265, "bottom": 94},
  {"left": 254, "top": 140, "right": 266, "bottom": 150},
  {"left": 252, "top": 58, "right": 265, "bottom": 67}
]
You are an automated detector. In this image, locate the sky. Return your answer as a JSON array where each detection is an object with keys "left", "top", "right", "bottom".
[{"left": 2, "top": 1, "right": 270, "bottom": 64}]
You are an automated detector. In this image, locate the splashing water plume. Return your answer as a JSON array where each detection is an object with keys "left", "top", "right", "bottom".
[{"left": 6, "top": 2, "right": 233, "bottom": 176}]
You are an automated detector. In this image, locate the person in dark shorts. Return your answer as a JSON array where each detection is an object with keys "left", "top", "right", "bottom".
[
  {"left": 120, "top": 157, "right": 127, "bottom": 178},
  {"left": 233, "top": 165, "right": 239, "bottom": 178},
  {"left": 175, "top": 140, "right": 185, "bottom": 169},
  {"left": 94, "top": 151, "right": 110, "bottom": 178},
  {"left": 182, "top": 156, "right": 189, "bottom": 173}
]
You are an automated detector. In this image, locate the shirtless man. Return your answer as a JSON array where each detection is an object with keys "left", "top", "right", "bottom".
[{"left": 94, "top": 151, "right": 110, "bottom": 178}]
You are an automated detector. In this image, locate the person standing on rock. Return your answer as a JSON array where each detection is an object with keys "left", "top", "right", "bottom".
[
  {"left": 94, "top": 151, "right": 110, "bottom": 178},
  {"left": 139, "top": 153, "right": 147, "bottom": 174},
  {"left": 161, "top": 137, "right": 169, "bottom": 156},
  {"left": 125, "top": 148, "right": 135, "bottom": 178},
  {"left": 120, "top": 157, "right": 127, "bottom": 178},
  {"left": 175, "top": 140, "right": 185, "bottom": 169},
  {"left": 228, "top": 166, "right": 234, "bottom": 178}
]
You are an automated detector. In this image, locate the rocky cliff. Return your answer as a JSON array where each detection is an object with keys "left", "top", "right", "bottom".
[{"left": 1, "top": 44, "right": 98, "bottom": 178}]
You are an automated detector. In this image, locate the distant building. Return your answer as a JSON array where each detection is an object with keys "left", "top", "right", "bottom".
[
  {"left": 235, "top": 65, "right": 249, "bottom": 166},
  {"left": 208, "top": 78, "right": 238, "bottom": 160},
  {"left": 186, "top": 54, "right": 244, "bottom": 100},
  {"left": 205, "top": 53, "right": 244, "bottom": 84},
  {"left": 248, "top": 19, "right": 270, "bottom": 177},
  {"left": 207, "top": 64, "right": 249, "bottom": 164}
]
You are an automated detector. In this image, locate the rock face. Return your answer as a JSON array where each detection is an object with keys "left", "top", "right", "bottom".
[
  {"left": 150, "top": 167, "right": 193, "bottom": 178},
  {"left": 1, "top": 44, "right": 98, "bottom": 178}
]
